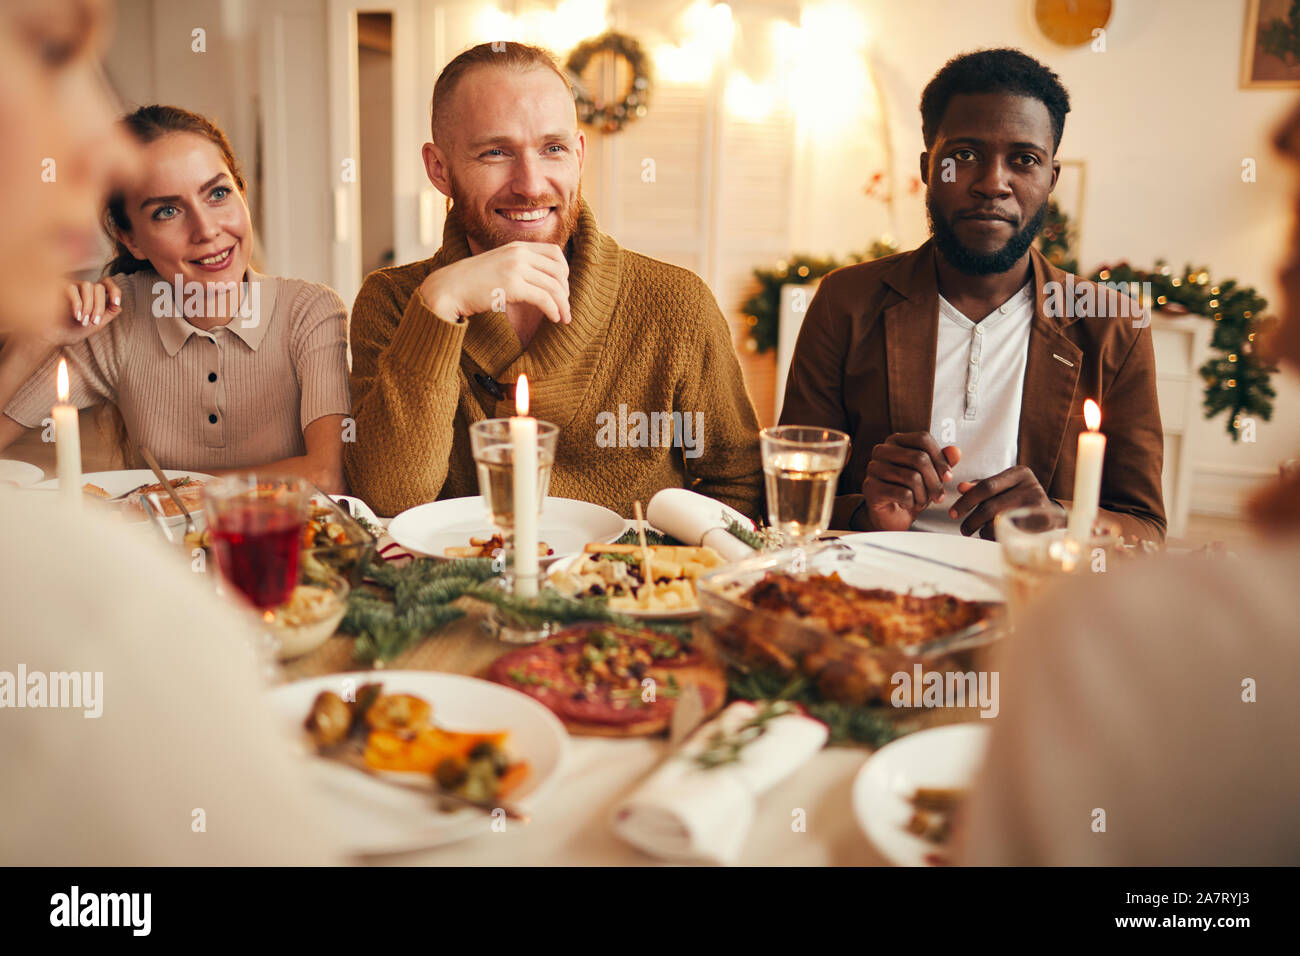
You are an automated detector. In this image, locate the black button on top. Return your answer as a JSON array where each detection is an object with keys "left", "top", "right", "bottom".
[
  {"left": 474, "top": 372, "right": 503, "bottom": 400},
  {"left": 208, "top": 413, "right": 218, "bottom": 424},
  {"left": 208, "top": 372, "right": 217, "bottom": 383}
]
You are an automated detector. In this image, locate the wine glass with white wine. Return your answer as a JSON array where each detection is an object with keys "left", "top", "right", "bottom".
[{"left": 759, "top": 425, "right": 850, "bottom": 549}]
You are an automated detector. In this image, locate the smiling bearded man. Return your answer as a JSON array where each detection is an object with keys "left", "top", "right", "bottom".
[
  {"left": 345, "top": 41, "right": 762, "bottom": 520},
  {"left": 781, "top": 47, "right": 1165, "bottom": 542}
]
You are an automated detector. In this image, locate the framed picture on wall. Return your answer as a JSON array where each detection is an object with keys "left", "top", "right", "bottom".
[{"left": 1242, "top": 0, "right": 1300, "bottom": 88}]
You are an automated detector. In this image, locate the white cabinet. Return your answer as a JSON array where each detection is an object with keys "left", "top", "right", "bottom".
[{"left": 1149, "top": 313, "right": 1211, "bottom": 540}]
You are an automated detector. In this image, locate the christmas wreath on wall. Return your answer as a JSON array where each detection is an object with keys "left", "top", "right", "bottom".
[{"left": 565, "top": 32, "right": 651, "bottom": 134}]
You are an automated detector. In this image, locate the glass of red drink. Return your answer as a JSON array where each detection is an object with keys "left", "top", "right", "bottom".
[{"left": 203, "top": 475, "right": 310, "bottom": 610}]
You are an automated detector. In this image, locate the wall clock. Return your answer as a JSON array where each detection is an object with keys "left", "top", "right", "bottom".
[{"left": 1033, "top": 0, "right": 1113, "bottom": 47}]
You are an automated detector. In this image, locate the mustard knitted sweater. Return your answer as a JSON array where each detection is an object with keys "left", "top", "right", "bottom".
[{"left": 345, "top": 202, "right": 763, "bottom": 519}]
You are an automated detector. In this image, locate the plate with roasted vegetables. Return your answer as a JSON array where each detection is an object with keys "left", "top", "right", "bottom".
[{"left": 270, "top": 671, "right": 569, "bottom": 855}]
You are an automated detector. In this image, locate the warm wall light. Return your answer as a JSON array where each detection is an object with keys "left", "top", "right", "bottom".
[
  {"left": 725, "top": 72, "right": 775, "bottom": 122},
  {"left": 654, "top": 0, "right": 734, "bottom": 85},
  {"left": 525, "top": 0, "right": 609, "bottom": 53},
  {"left": 654, "top": 41, "right": 713, "bottom": 84},
  {"left": 782, "top": 1, "right": 873, "bottom": 134},
  {"left": 473, "top": 5, "right": 519, "bottom": 42},
  {"left": 682, "top": 0, "right": 734, "bottom": 53}
]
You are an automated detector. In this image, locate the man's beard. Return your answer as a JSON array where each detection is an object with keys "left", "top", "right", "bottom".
[
  {"left": 927, "top": 192, "right": 1048, "bottom": 276},
  {"left": 449, "top": 176, "right": 582, "bottom": 251}
]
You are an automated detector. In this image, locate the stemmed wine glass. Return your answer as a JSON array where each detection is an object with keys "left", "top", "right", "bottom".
[{"left": 203, "top": 474, "right": 311, "bottom": 610}]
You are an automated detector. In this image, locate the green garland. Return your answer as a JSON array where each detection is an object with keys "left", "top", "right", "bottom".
[
  {"left": 743, "top": 206, "right": 1276, "bottom": 439},
  {"left": 1087, "top": 262, "right": 1276, "bottom": 439},
  {"left": 340, "top": 553, "right": 688, "bottom": 664},
  {"left": 341, "top": 556, "right": 498, "bottom": 664},
  {"left": 1038, "top": 199, "right": 1078, "bottom": 275},
  {"left": 726, "top": 670, "right": 908, "bottom": 748},
  {"left": 742, "top": 239, "right": 898, "bottom": 354},
  {"left": 566, "top": 32, "right": 651, "bottom": 134}
]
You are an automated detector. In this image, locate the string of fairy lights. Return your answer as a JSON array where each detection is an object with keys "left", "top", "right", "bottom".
[{"left": 743, "top": 206, "right": 1277, "bottom": 440}]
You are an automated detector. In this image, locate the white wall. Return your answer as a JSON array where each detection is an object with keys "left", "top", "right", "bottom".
[
  {"left": 792, "top": 0, "right": 1300, "bottom": 516},
  {"left": 102, "top": 0, "right": 1300, "bottom": 517},
  {"left": 104, "top": 0, "right": 332, "bottom": 287}
]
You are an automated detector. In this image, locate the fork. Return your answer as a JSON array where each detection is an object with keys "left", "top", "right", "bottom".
[{"left": 104, "top": 481, "right": 152, "bottom": 502}]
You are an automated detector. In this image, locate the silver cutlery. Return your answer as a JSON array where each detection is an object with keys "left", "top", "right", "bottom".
[
  {"left": 138, "top": 447, "right": 196, "bottom": 537},
  {"left": 830, "top": 537, "right": 1006, "bottom": 591},
  {"left": 104, "top": 481, "right": 152, "bottom": 502}
]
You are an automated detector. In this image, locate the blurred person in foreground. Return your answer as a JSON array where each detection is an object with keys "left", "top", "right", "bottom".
[
  {"left": 959, "top": 104, "right": 1300, "bottom": 865},
  {"left": 0, "top": 0, "right": 338, "bottom": 865}
]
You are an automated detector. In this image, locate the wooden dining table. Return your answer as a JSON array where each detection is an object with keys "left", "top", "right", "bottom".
[
  {"left": 276, "top": 521, "right": 984, "bottom": 867},
  {"left": 3, "top": 438, "right": 986, "bottom": 865}
]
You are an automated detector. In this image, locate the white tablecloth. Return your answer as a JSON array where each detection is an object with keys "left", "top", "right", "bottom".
[{"left": 375, "top": 739, "right": 889, "bottom": 866}]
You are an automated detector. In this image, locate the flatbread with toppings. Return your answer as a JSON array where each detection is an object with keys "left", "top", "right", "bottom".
[{"left": 488, "top": 623, "right": 727, "bottom": 737}]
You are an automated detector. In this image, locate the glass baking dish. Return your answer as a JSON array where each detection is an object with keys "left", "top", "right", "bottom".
[
  {"left": 696, "top": 540, "right": 1006, "bottom": 707},
  {"left": 299, "top": 489, "right": 377, "bottom": 587}
]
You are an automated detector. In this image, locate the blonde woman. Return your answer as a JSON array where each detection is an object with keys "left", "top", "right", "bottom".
[{"left": 0, "top": 104, "right": 350, "bottom": 491}]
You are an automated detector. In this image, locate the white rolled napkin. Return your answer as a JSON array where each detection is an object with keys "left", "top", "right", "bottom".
[
  {"left": 646, "top": 488, "right": 757, "bottom": 563},
  {"left": 611, "top": 701, "right": 829, "bottom": 864}
]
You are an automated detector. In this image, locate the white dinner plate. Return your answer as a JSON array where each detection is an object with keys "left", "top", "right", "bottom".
[
  {"left": 545, "top": 552, "right": 701, "bottom": 620},
  {"left": 833, "top": 531, "right": 1005, "bottom": 602},
  {"left": 268, "top": 671, "right": 570, "bottom": 856},
  {"left": 32, "top": 468, "right": 215, "bottom": 527},
  {"left": 0, "top": 459, "right": 44, "bottom": 488},
  {"left": 388, "top": 495, "right": 625, "bottom": 563},
  {"left": 852, "top": 723, "right": 990, "bottom": 867}
]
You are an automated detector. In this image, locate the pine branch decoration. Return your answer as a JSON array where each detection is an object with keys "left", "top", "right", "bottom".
[{"left": 1088, "top": 261, "right": 1277, "bottom": 439}]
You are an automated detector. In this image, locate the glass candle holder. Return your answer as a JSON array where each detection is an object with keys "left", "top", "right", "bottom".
[
  {"left": 468, "top": 417, "right": 559, "bottom": 595},
  {"left": 994, "top": 504, "right": 1122, "bottom": 619}
]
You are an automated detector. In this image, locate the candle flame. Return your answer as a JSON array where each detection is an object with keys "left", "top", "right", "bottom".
[
  {"left": 57, "top": 358, "right": 70, "bottom": 402},
  {"left": 1084, "top": 398, "right": 1101, "bottom": 431},
  {"left": 516, "top": 373, "right": 530, "bottom": 416}
]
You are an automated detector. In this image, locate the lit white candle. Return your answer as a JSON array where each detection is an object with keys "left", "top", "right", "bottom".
[
  {"left": 53, "top": 358, "right": 82, "bottom": 507},
  {"left": 1067, "top": 399, "right": 1105, "bottom": 545},
  {"left": 511, "top": 374, "right": 539, "bottom": 598}
]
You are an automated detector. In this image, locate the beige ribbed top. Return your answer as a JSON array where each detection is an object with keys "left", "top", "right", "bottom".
[{"left": 5, "top": 268, "right": 351, "bottom": 471}]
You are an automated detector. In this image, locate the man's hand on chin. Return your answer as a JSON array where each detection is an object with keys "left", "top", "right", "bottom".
[
  {"left": 417, "top": 240, "right": 571, "bottom": 324},
  {"left": 949, "top": 465, "right": 1055, "bottom": 539}
]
